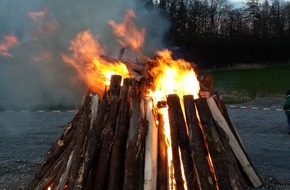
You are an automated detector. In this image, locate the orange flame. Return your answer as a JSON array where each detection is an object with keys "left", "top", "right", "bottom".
[
  {"left": 108, "top": 9, "right": 145, "bottom": 52},
  {"left": 62, "top": 30, "right": 130, "bottom": 95},
  {"left": 148, "top": 50, "right": 200, "bottom": 190},
  {"left": 149, "top": 49, "right": 200, "bottom": 102},
  {"left": 0, "top": 34, "right": 19, "bottom": 58},
  {"left": 62, "top": 9, "right": 147, "bottom": 96}
]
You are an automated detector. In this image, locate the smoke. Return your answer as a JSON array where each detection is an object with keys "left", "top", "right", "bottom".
[{"left": 0, "top": 0, "right": 170, "bottom": 110}]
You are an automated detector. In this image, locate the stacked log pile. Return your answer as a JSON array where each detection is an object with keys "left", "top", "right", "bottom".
[{"left": 29, "top": 75, "right": 262, "bottom": 190}]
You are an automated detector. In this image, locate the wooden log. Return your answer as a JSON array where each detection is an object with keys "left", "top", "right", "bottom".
[
  {"left": 54, "top": 150, "right": 75, "bottom": 190},
  {"left": 93, "top": 97, "right": 120, "bottom": 190},
  {"left": 107, "top": 78, "right": 134, "bottom": 190},
  {"left": 165, "top": 95, "right": 184, "bottom": 190},
  {"left": 71, "top": 93, "right": 111, "bottom": 189},
  {"left": 123, "top": 81, "right": 148, "bottom": 190},
  {"left": 156, "top": 104, "right": 168, "bottom": 190},
  {"left": 144, "top": 97, "right": 158, "bottom": 190},
  {"left": 195, "top": 97, "right": 233, "bottom": 190},
  {"left": 66, "top": 95, "right": 93, "bottom": 189},
  {"left": 93, "top": 75, "right": 122, "bottom": 190},
  {"left": 109, "top": 75, "right": 122, "bottom": 97},
  {"left": 33, "top": 144, "right": 72, "bottom": 190},
  {"left": 28, "top": 123, "right": 74, "bottom": 189},
  {"left": 81, "top": 98, "right": 116, "bottom": 189},
  {"left": 183, "top": 95, "right": 216, "bottom": 190},
  {"left": 30, "top": 97, "right": 89, "bottom": 188},
  {"left": 212, "top": 123, "right": 248, "bottom": 190},
  {"left": 207, "top": 97, "right": 262, "bottom": 188},
  {"left": 29, "top": 95, "right": 92, "bottom": 190},
  {"left": 167, "top": 94, "right": 197, "bottom": 190},
  {"left": 72, "top": 94, "right": 99, "bottom": 189},
  {"left": 212, "top": 94, "right": 246, "bottom": 151}
]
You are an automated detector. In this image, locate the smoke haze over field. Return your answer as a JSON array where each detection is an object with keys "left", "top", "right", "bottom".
[{"left": 0, "top": 0, "right": 169, "bottom": 110}]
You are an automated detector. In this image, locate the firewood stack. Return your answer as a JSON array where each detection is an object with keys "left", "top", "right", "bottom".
[{"left": 29, "top": 74, "right": 263, "bottom": 190}]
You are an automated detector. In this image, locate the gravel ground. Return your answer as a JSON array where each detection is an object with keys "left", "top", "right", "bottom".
[{"left": 0, "top": 97, "right": 290, "bottom": 190}]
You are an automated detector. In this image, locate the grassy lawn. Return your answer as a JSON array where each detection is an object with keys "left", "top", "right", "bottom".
[{"left": 206, "top": 64, "right": 290, "bottom": 103}]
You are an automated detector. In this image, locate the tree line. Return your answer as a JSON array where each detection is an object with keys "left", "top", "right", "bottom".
[{"left": 143, "top": 0, "right": 290, "bottom": 68}]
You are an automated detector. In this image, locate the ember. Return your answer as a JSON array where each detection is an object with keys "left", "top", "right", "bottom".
[{"left": 29, "top": 9, "right": 262, "bottom": 190}]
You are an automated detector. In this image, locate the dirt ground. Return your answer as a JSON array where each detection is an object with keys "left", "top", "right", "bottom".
[{"left": 0, "top": 97, "right": 290, "bottom": 190}]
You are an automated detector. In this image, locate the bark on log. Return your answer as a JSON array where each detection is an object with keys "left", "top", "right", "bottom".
[
  {"left": 29, "top": 122, "right": 73, "bottom": 189},
  {"left": 66, "top": 95, "right": 93, "bottom": 189},
  {"left": 29, "top": 95, "right": 93, "bottom": 190},
  {"left": 54, "top": 150, "right": 75, "bottom": 190},
  {"left": 213, "top": 125, "right": 248, "bottom": 190},
  {"left": 93, "top": 97, "right": 120, "bottom": 190},
  {"left": 195, "top": 97, "right": 233, "bottom": 190},
  {"left": 30, "top": 98, "right": 90, "bottom": 189},
  {"left": 93, "top": 75, "right": 122, "bottom": 190},
  {"left": 167, "top": 94, "right": 198, "bottom": 190},
  {"left": 34, "top": 144, "right": 73, "bottom": 190},
  {"left": 108, "top": 78, "right": 134, "bottom": 190},
  {"left": 207, "top": 97, "right": 262, "bottom": 188},
  {"left": 123, "top": 81, "right": 148, "bottom": 190},
  {"left": 183, "top": 95, "right": 216, "bottom": 190},
  {"left": 83, "top": 98, "right": 116, "bottom": 189}
]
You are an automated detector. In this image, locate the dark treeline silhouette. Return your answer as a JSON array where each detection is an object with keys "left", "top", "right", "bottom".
[{"left": 144, "top": 0, "right": 290, "bottom": 68}]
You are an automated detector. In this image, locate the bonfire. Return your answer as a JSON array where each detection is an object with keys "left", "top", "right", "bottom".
[{"left": 29, "top": 9, "right": 262, "bottom": 190}]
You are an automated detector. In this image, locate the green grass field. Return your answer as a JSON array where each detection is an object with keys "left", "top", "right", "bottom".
[{"left": 207, "top": 64, "right": 290, "bottom": 103}]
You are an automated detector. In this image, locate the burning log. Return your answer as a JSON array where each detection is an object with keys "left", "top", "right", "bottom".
[
  {"left": 166, "top": 95, "right": 185, "bottom": 190},
  {"left": 166, "top": 94, "right": 198, "bottom": 190},
  {"left": 156, "top": 102, "right": 169, "bottom": 190}
]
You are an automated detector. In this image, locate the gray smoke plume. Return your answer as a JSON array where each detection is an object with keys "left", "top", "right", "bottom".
[{"left": 0, "top": 0, "right": 170, "bottom": 110}]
